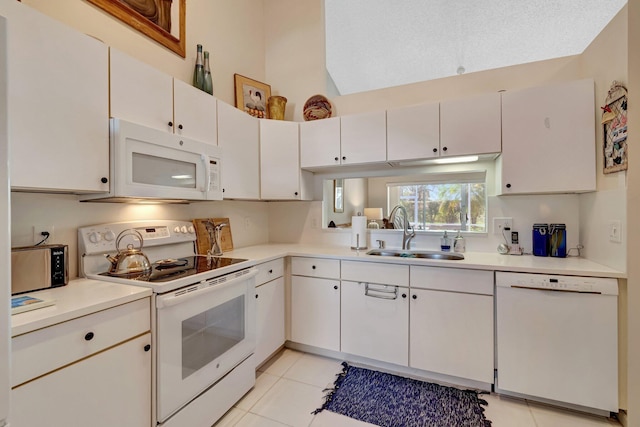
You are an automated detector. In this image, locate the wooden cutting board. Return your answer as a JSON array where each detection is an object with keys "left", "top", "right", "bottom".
[{"left": 192, "top": 218, "right": 234, "bottom": 255}]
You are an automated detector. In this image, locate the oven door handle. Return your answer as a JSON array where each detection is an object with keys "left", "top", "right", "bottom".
[{"left": 156, "top": 268, "right": 258, "bottom": 309}]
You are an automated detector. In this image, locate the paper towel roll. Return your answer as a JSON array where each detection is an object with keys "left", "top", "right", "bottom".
[{"left": 351, "top": 216, "right": 368, "bottom": 250}]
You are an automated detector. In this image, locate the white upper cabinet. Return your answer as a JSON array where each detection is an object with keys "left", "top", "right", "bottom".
[
  {"left": 499, "top": 79, "right": 596, "bottom": 194},
  {"left": 340, "top": 110, "right": 387, "bottom": 165},
  {"left": 217, "top": 101, "right": 260, "bottom": 199},
  {"left": 3, "top": 2, "right": 109, "bottom": 193},
  {"left": 300, "top": 117, "right": 341, "bottom": 169},
  {"left": 440, "top": 92, "right": 502, "bottom": 157},
  {"left": 173, "top": 79, "right": 217, "bottom": 144},
  {"left": 387, "top": 102, "right": 440, "bottom": 161},
  {"left": 110, "top": 48, "right": 217, "bottom": 145},
  {"left": 260, "top": 120, "right": 311, "bottom": 200},
  {"left": 110, "top": 48, "right": 173, "bottom": 133}
]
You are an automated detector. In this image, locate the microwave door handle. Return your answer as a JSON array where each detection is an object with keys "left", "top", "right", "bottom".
[{"left": 201, "top": 154, "right": 211, "bottom": 193}]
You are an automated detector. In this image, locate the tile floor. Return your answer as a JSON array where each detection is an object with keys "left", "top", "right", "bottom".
[{"left": 214, "top": 349, "right": 621, "bottom": 427}]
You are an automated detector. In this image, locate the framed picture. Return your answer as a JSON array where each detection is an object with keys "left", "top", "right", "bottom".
[
  {"left": 86, "top": 0, "right": 186, "bottom": 57},
  {"left": 602, "top": 82, "right": 628, "bottom": 174},
  {"left": 234, "top": 74, "right": 271, "bottom": 119}
]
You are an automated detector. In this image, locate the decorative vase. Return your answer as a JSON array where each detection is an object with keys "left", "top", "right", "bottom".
[
  {"left": 192, "top": 44, "right": 204, "bottom": 90},
  {"left": 203, "top": 51, "right": 213, "bottom": 95},
  {"left": 267, "top": 96, "right": 287, "bottom": 120}
]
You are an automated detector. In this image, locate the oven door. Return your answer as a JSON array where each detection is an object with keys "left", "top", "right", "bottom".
[{"left": 155, "top": 268, "right": 257, "bottom": 422}]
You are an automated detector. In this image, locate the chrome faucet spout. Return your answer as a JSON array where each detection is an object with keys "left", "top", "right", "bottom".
[{"left": 389, "top": 205, "right": 415, "bottom": 250}]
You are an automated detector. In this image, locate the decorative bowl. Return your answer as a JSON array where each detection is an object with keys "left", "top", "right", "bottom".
[{"left": 303, "top": 94, "right": 332, "bottom": 121}]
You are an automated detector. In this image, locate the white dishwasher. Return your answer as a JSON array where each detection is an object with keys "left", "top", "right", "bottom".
[{"left": 495, "top": 272, "right": 618, "bottom": 414}]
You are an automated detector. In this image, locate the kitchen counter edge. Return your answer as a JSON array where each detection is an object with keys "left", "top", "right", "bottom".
[
  {"left": 226, "top": 244, "right": 626, "bottom": 279},
  {"left": 11, "top": 278, "right": 152, "bottom": 337}
]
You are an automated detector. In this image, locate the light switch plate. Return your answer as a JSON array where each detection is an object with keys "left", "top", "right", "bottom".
[{"left": 608, "top": 220, "right": 622, "bottom": 243}]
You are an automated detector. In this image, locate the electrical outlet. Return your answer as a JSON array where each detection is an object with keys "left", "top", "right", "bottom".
[
  {"left": 608, "top": 220, "right": 622, "bottom": 243},
  {"left": 32, "top": 225, "right": 55, "bottom": 245},
  {"left": 493, "top": 217, "right": 513, "bottom": 235},
  {"left": 243, "top": 217, "right": 251, "bottom": 231},
  {"left": 311, "top": 216, "right": 319, "bottom": 229}
]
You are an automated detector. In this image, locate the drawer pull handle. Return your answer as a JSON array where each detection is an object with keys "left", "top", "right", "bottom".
[
  {"left": 144, "top": 344, "right": 151, "bottom": 352},
  {"left": 255, "top": 294, "right": 259, "bottom": 299},
  {"left": 334, "top": 285, "right": 338, "bottom": 290},
  {"left": 312, "top": 265, "right": 316, "bottom": 269},
  {"left": 84, "top": 332, "right": 94, "bottom": 341},
  {"left": 269, "top": 269, "right": 273, "bottom": 274}
]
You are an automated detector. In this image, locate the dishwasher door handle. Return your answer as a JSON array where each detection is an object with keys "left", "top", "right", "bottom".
[{"left": 511, "top": 285, "right": 602, "bottom": 295}]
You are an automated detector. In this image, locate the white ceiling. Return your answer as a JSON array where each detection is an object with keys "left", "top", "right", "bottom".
[{"left": 325, "top": 0, "right": 627, "bottom": 95}]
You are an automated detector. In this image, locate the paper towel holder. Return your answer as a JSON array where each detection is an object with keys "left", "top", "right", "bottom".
[{"left": 351, "top": 212, "right": 368, "bottom": 251}]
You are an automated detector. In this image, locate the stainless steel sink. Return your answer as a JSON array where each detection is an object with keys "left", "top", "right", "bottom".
[{"left": 366, "top": 249, "right": 464, "bottom": 260}]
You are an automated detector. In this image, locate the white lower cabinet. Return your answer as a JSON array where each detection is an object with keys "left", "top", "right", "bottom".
[
  {"left": 341, "top": 280, "right": 409, "bottom": 366},
  {"left": 11, "top": 297, "right": 152, "bottom": 427},
  {"left": 12, "top": 333, "right": 151, "bottom": 427},
  {"left": 290, "top": 275, "right": 340, "bottom": 351},
  {"left": 255, "top": 259, "right": 286, "bottom": 367},
  {"left": 409, "top": 266, "right": 494, "bottom": 383}
]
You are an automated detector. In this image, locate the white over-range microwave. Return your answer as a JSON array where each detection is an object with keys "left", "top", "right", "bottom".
[{"left": 81, "top": 118, "right": 222, "bottom": 203}]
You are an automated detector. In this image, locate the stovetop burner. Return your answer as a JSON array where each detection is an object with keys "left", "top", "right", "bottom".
[{"left": 98, "top": 256, "right": 248, "bottom": 283}]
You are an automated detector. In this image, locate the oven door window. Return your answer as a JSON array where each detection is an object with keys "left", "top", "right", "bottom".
[{"left": 182, "top": 295, "right": 245, "bottom": 379}]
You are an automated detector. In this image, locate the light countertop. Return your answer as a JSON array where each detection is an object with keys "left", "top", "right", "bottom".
[
  {"left": 225, "top": 243, "right": 626, "bottom": 279},
  {"left": 11, "top": 279, "right": 152, "bottom": 337}
]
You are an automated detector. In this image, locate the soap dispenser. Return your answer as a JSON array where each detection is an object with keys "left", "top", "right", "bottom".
[
  {"left": 454, "top": 230, "right": 466, "bottom": 253},
  {"left": 440, "top": 231, "right": 452, "bottom": 252}
]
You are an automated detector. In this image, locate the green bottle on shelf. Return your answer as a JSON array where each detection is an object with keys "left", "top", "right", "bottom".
[
  {"left": 193, "top": 44, "right": 204, "bottom": 90},
  {"left": 203, "top": 51, "right": 213, "bottom": 95}
]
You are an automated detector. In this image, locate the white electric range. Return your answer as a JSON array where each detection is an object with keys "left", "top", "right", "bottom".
[{"left": 79, "top": 220, "right": 258, "bottom": 427}]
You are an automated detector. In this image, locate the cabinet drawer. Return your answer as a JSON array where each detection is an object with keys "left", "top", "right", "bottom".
[
  {"left": 291, "top": 257, "right": 340, "bottom": 279},
  {"left": 255, "top": 258, "right": 285, "bottom": 286},
  {"left": 341, "top": 260, "right": 409, "bottom": 286},
  {"left": 12, "top": 297, "right": 150, "bottom": 387},
  {"left": 410, "top": 266, "right": 493, "bottom": 295}
]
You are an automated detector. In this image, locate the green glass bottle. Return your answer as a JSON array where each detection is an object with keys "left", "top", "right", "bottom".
[
  {"left": 192, "top": 44, "right": 204, "bottom": 90},
  {"left": 203, "top": 51, "right": 213, "bottom": 95}
]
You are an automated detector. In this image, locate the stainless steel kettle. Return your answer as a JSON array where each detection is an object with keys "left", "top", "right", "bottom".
[{"left": 105, "top": 229, "right": 152, "bottom": 278}]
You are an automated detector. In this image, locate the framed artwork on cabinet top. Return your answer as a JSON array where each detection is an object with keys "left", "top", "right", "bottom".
[
  {"left": 234, "top": 74, "right": 271, "bottom": 119},
  {"left": 86, "top": 0, "right": 186, "bottom": 57}
]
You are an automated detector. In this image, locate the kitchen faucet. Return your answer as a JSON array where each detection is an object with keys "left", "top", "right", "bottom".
[{"left": 389, "top": 205, "right": 415, "bottom": 250}]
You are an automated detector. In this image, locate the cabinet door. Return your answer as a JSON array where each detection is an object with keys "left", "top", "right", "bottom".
[
  {"left": 6, "top": 2, "right": 109, "bottom": 193},
  {"left": 11, "top": 333, "right": 151, "bottom": 427},
  {"left": 500, "top": 79, "right": 596, "bottom": 194},
  {"left": 260, "top": 120, "right": 301, "bottom": 200},
  {"left": 299, "top": 117, "right": 341, "bottom": 168},
  {"left": 255, "top": 277, "right": 285, "bottom": 367},
  {"left": 410, "top": 289, "right": 493, "bottom": 383},
  {"left": 340, "top": 111, "right": 387, "bottom": 164},
  {"left": 387, "top": 102, "right": 440, "bottom": 161},
  {"left": 290, "top": 276, "right": 340, "bottom": 351},
  {"left": 440, "top": 92, "right": 501, "bottom": 157},
  {"left": 341, "top": 281, "right": 408, "bottom": 366},
  {"left": 110, "top": 47, "right": 174, "bottom": 133},
  {"left": 173, "top": 78, "right": 217, "bottom": 145},
  {"left": 217, "top": 101, "right": 260, "bottom": 199}
]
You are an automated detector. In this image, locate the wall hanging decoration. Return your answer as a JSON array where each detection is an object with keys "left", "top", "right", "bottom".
[
  {"left": 303, "top": 94, "right": 332, "bottom": 121},
  {"left": 234, "top": 74, "right": 271, "bottom": 119},
  {"left": 86, "top": 0, "right": 186, "bottom": 57},
  {"left": 602, "top": 80, "right": 628, "bottom": 174}
]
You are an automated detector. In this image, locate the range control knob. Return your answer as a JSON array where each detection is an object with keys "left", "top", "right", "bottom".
[
  {"left": 174, "top": 226, "right": 181, "bottom": 233},
  {"left": 180, "top": 226, "right": 188, "bottom": 233},
  {"left": 188, "top": 225, "right": 195, "bottom": 234},
  {"left": 88, "top": 232, "right": 101, "bottom": 243},
  {"left": 103, "top": 230, "right": 116, "bottom": 242}
]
